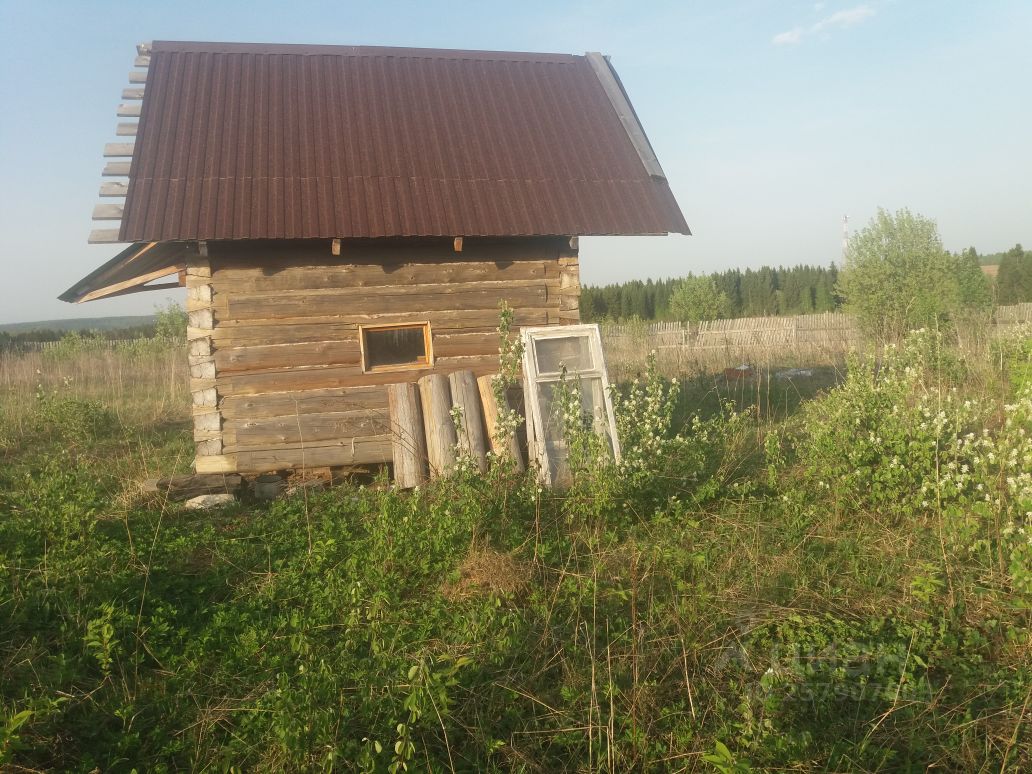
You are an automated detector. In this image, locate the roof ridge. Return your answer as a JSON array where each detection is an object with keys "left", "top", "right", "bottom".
[{"left": 151, "top": 40, "right": 583, "bottom": 63}]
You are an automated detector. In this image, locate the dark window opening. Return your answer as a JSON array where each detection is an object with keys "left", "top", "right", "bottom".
[{"left": 361, "top": 323, "right": 432, "bottom": 372}]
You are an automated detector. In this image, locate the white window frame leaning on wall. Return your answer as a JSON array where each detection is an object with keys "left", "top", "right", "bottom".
[{"left": 520, "top": 323, "right": 621, "bottom": 487}]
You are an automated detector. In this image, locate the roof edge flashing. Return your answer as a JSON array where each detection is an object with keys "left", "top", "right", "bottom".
[{"left": 584, "top": 52, "right": 666, "bottom": 181}]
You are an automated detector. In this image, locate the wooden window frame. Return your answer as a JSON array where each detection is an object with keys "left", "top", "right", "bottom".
[
  {"left": 359, "top": 321, "right": 434, "bottom": 373},
  {"left": 520, "top": 323, "right": 621, "bottom": 487}
]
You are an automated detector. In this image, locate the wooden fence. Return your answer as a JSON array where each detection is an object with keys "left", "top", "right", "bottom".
[{"left": 600, "top": 304, "right": 1032, "bottom": 378}]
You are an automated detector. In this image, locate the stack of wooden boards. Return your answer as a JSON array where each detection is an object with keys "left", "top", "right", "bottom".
[{"left": 387, "top": 370, "right": 524, "bottom": 487}]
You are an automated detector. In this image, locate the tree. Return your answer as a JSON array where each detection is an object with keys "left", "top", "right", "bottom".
[
  {"left": 836, "top": 208, "right": 991, "bottom": 340},
  {"left": 955, "top": 248, "right": 993, "bottom": 310},
  {"left": 668, "top": 275, "right": 733, "bottom": 323},
  {"left": 154, "top": 300, "right": 188, "bottom": 341},
  {"left": 997, "top": 244, "right": 1032, "bottom": 304}
]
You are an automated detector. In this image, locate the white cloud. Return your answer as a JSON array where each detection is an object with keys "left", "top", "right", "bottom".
[
  {"left": 772, "top": 4, "right": 876, "bottom": 46},
  {"left": 772, "top": 27, "right": 804, "bottom": 46},
  {"left": 812, "top": 5, "right": 876, "bottom": 33},
  {"left": 813, "top": 2, "right": 826, "bottom": 10}
]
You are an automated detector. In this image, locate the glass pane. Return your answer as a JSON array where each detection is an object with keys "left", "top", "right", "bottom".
[
  {"left": 364, "top": 326, "right": 428, "bottom": 369},
  {"left": 534, "top": 335, "right": 595, "bottom": 375},
  {"left": 536, "top": 376, "right": 614, "bottom": 484}
]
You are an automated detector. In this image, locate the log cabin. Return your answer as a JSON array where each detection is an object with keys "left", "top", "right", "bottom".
[{"left": 60, "top": 41, "right": 689, "bottom": 476}]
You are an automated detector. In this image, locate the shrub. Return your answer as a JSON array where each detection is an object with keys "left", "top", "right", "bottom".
[{"left": 838, "top": 208, "right": 994, "bottom": 340}]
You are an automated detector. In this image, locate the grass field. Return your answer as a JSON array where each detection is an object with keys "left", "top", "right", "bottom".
[{"left": 1, "top": 327, "right": 1030, "bottom": 771}]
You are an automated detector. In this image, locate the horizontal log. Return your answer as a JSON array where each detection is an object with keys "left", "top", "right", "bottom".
[
  {"left": 100, "top": 181, "right": 128, "bottom": 197},
  {"left": 88, "top": 229, "right": 122, "bottom": 244},
  {"left": 134, "top": 55, "right": 150, "bottom": 68},
  {"left": 137, "top": 42, "right": 152, "bottom": 56},
  {"left": 117, "top": 103, "right": 141, "bottom": 117},
  {"left": 223, "top": 409, "right": 389, "bottom": 448},
  {"left": 207, "top": 308, "right": 552, "bottom": 346},
  {"left": 195, "top": 455, "right": 236, "bottom": 474},
  {"left": 209, "top": 237, "right": 563, "bottom": 268},
  {"left": 432, "top": 331, "right": 502, "bottom": 359},
  {"left": 219, "top": 385, "right": 388, "bottom": 420},
  {"left": 102, "top": 161, "right": 131, "bottom": 176},
  {"left": 217, "top": 284, "right": 550, "bottom": 322},
  {"left": 104, "top": 142, "right": 134, "bottom": 157},
  {"left": 215, "top": 339, "right": 361, "bottom": 374},
  {"left": 142, "top": 474, "right": 241, "bottom": 501},
  {"left": 210, "top": 258, "right": 559, "bottom": 294},
  {"left": 218, "top": 355, "right": 500, "bottom": 397},
  {"left": 128, "top": 71, "right": 147, "bottom": 84},
  {"left": 92, "top": 203, "right": 123, "bottom": 220},
  {"left": 116, "top": 122, "right": 138, "bottom": 135},
  {"left": 212, "top": 332, "right": 503, "bottom": 378},
  {"left": 121, "top": 87, "right": 144, "bottom": 99},
  {"left": 231, "top": 436, "right": 393, "bottom": 474}
]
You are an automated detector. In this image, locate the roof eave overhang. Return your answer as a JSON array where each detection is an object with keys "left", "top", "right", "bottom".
[{"left": 59, "top": 241, "right": 192, "bottom": 304}]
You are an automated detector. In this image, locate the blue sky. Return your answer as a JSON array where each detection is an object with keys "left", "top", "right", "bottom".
[{"left": 1, "top": 0, "right": 1029, "bottom": 324}]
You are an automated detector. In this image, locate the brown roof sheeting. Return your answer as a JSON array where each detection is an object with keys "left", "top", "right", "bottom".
[{"left": 119, "top": 41, "right": 689, "bottom": 241}]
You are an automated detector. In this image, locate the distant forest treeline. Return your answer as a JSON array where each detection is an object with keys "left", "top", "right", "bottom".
[
  {"left": 582, "top": 264, "right": 839, "bottom": 321},
  {"left": 582, "top": 244, "right": 1032, "bottom": 322}
]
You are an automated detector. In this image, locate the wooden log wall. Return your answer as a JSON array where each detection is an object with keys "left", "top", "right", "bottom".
[{"left": 189, "top": 237, "right": 579, "bottom": 475}]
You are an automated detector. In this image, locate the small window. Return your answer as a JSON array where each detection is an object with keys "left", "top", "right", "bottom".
[{"left": 360, "top": 322, "right": 433, "bottom": 372}]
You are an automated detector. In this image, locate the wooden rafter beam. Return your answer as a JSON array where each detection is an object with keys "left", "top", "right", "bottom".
[
  {"left": 116, "top": 123, "right": 138, "bottom": 136},
  {"left": 78, "top": 263, "right": 182, "bottom": 303},
  {"left": 92, "top": 204, "right": 123, "bottom": 220},
  {"left": 99, "top": 182, "right": 128, "bottom": 197},
  {"left": 104, "top": 143, "right": 134, "bottom": 157},
  {"left": 88, "top": 229, "right": 123, "bottom": 244},
  {"left": 102, "top": 161, "right": 131, "bottom": 176}
]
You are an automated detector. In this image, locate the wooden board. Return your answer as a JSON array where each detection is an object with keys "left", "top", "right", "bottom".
[
  {"left": 231, "top": 436, "right": 393, "bottom": 474},
  {"left": 104, "top": 143, "right": 135, "bottom": 157},
  {"left": 214, "top": 339, "right": 362, "bottom": 373},
  {"left": 88, "top": 229, "right": 122, "bottom": 244},
  {"left": 223, "top": 409, "right": 388, "bottom": 447},
  {"left": 210, "top": 258, "right": 558, "bottom": 293},
  {"left": 217, "top": 355, "right": 500, "bottom": 397},
  {"left": 92, "top": 203, "right": 123, "bottom": 220},
  {"left": 100, "top": 181, "right": 129, "bottom": 197},
  {"left": 209, "top": 237, "right": 562, "bottom": 268},
  {"left": 216, "top": 284, "right": 551, "bottom": 321},
  {"left": 219, "top": 385, "right": 388, "bottom": 420},
  {"left": 102, "top": 161, "right": 131, "bottom": 176},
  {"left": 206, "top": 309, "right": 551, "bottom": 346}
]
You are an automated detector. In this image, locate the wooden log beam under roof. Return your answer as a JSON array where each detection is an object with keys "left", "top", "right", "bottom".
[{"left": 60, "top": 241, "right": 195, "bottom": 303}]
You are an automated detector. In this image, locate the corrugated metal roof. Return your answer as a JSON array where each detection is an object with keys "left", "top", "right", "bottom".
[{"left": 119, "top": 41, "right": 689, "bottom": 241}]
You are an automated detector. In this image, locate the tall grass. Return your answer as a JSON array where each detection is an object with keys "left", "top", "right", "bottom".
[
  {"left": 0, "top": 325, "right": 1029, "bottom": 770},
  {"left": 0, "top": 344, "right": 188, "bottom": 434}
]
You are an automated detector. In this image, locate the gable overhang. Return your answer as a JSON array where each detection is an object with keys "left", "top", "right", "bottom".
[{"left": 59, "top": 241, "right": 193, "bottom": 303}]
